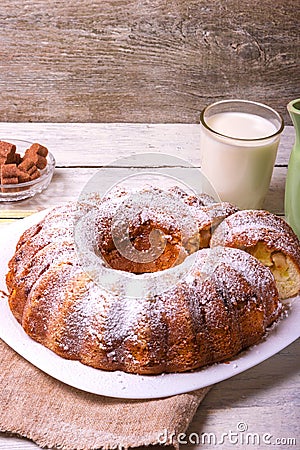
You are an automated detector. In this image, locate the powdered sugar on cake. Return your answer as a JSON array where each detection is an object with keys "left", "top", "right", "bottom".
[{"left": 5, "top": 186, "right": 292, "bottom": 375}]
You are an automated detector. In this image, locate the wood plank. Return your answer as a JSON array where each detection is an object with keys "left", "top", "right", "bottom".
[
  {"left": 0, "top": 123, "right": 294, "bottom": 166},
  {"left": 264, "top": 166, "right": 287, "bottom": 215},
  {"left": 0, "top": 435, "right": 40, "bottom": 449},
  {"left": 0, "top": 211, "right": 38, "bottom": 219},
  {"left": 0, "top": 166, "right": 287, "bottom": 217},
  {"left": 0, "top": 219, "right": 15, "bottom": 225},
  {"left": 186, "top": 339, "right": 300, "bottom": 449},
  {"left": 0, "top": 1, "right": 297, "bottom": 124}
]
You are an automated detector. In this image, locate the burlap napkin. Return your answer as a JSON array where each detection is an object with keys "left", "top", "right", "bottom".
[{"left": 0, "top": 339, "right": 210, "bottom": 450}]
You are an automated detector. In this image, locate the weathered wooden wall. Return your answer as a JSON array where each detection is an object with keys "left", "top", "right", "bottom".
[{"left": 0, "top": 0, "right": 298, "bottom": 123}]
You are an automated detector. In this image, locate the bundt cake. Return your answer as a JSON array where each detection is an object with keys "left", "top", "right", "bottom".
[
  {"left": 4, "top": 187, "right": 290, "bottom": 375},
  {"left": 95, "top": 186, "right": 238, "bottom": 273},
  {"left": 210, "top": 210, "right": 300, "bottom": 300}
]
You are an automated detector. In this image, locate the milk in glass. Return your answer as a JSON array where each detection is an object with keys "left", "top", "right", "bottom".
[{"left": 200, "top": 111, "right": 280, "bottom": 209}]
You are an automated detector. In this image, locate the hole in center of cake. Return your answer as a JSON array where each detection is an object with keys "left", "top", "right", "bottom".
[
  {"left": 92, "top": 186, "right": 228, "bottom": 275},
  {"left": 97, "top": 216, "right": 196, "bottom": 274}
]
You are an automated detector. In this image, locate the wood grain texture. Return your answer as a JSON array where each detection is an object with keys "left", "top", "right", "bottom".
[
  {"left": 0, "top": 1, "right": 299, "bottom": 124},
  {"left": 0, "top": 123, "right": 294, "bottom": 216},
  {"left": 0, "top": 165, "right": 288, "bottom": 219},
  {"left": 0, "top": 122, "right": 295, "bottom": 166}
]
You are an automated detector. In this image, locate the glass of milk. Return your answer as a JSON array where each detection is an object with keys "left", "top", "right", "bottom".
[{"left": 200, "top": 99, "right": 284, "bottom": 209}]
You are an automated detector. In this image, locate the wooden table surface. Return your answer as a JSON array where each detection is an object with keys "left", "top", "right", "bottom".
[
  {"left": 0, "top": 123, "right": 299, "bottom": 449},
  {"left": 0, "top": 1, "right": 298, "bottom": 125}
]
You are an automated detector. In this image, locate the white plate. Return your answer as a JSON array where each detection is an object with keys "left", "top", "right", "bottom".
[{"left": 0, "top": 211, "right": 299, "bottom": 399}]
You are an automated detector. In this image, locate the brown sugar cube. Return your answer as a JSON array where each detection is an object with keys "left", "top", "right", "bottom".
[
  {"left": 1, "top": 164, "right": 19, "bottom": 186},
  {"left": 1, "top": 163, "right": 18, "bottom": 178},
  {"left": 27, "top": 154, "right": 47, "bottom": 170},
  {"left": 0, "top": 141, "right": 16, "bottom": 164},
  {"left": 36, "top": 155, "right": 47, "bottom": 169},
  {"left": 17, "top": 169, "right": 31, "bottom": 183},
  {"left": 2, "top": 176, "right": 18, "bottom": 185},
  {"left": 18, "top": 157, "right": 40, "bottom": 181},
  {"left": 28, "top": 165, "right": 38, "bottom": 176},
  {"left": 24, "top": 143, "right": 48, "bottom": 169},
  {"left": 15, "top": 153, "right": 22, "bottom": 165},
  {"left": 29, "top": 168, "right": 40, "bottom": 180},
  {"left": 0, "top": 141, "right": 16, "bottom": 155},
  {"left": 18, "top": 158, "right": 35, "bottom": 172},
  {"left": 27, "top": 143, "right": 48, "bottom": 158}
]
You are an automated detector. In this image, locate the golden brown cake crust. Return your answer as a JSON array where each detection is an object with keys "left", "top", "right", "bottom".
[
  {"left": 210, "top": 210, "right": 300, "bottom": 299},
  {"left": 211, "top": 210, "right": 300, "bottom": 268},
  {"left": 96, "top": 187, "right": 238, "bottom": 273},
  {"left": 6, "top": 190, "right": 283, "bottom": 375}
]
